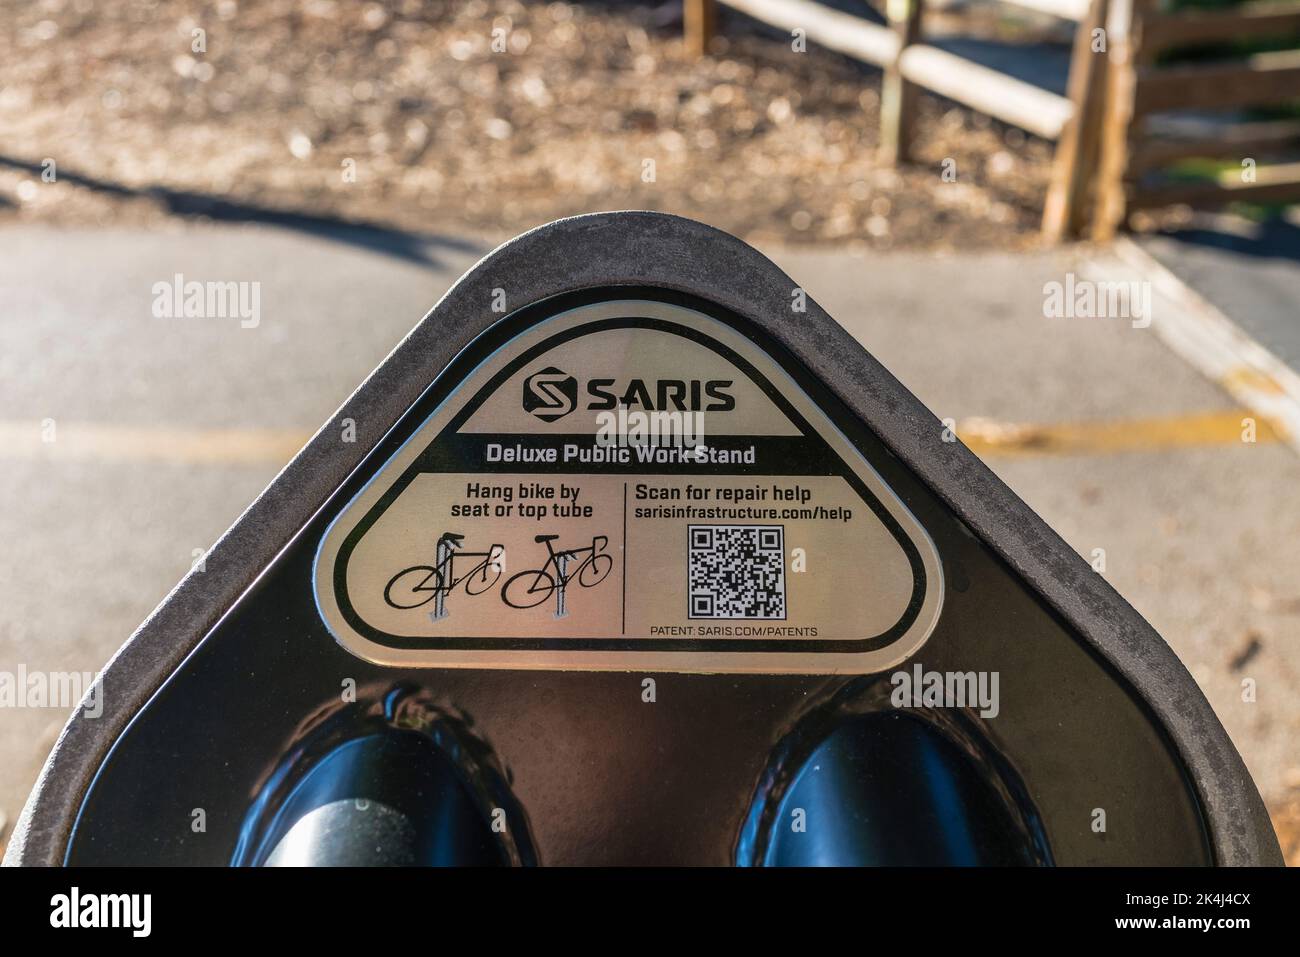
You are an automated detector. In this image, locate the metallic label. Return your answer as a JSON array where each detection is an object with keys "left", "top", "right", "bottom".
[{"left": 314, "top": 299, "right": 943, "bottom": 672}]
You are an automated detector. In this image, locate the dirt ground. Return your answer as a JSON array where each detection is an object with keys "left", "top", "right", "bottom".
[{"left": 2, "top": 0, "right": 1057, "bottom": 249}]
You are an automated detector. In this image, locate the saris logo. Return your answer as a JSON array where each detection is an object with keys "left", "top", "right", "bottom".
[
  {"left": 522, "top": 367, "right": 737, "bottom": 423},
  {"left": 522, "top": 367, "right": 578, "bottom": 422}
]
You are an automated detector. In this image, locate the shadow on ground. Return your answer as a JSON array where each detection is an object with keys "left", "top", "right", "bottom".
[
  {"left": 1152, "top": 216, "right": 1300, "bottom": 264},
  {"left": 0, "top": 154, "right": 480, "bottom": 269}
]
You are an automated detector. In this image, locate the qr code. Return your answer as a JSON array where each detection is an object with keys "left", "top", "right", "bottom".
[{"left": 688, "top": 525, "right": 786, "bottom": 620}]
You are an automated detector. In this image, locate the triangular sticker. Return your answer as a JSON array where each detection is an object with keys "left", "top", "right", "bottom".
[{"left": 315, "top": 297, "right": 943, "bottom": 672}]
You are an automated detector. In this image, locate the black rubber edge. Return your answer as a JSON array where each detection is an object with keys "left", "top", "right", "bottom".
[{"left": 4, "top": 211, "right": 1282, "bottom": 866}]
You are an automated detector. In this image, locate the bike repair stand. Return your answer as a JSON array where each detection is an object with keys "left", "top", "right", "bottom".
[
  {"left": 430, "top": 536, "right": 453, "bottom": 623},
  {"left": 554, "top": 554, "right": 570, "bottom": 619}
]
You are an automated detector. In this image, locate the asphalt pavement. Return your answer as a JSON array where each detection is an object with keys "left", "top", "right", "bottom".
[{"left": 1138, "top": 213, "right": 1300, "bottom": 372}]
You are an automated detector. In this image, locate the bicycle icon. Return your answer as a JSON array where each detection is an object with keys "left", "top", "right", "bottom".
[
  {"left": 501, "top": 534, "right": 613, "bottom": 617},
  {"left": 383, "top": 532, "right": 505, "bottom": 620}
]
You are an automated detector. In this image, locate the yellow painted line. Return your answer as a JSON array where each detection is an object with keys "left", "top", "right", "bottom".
[
  {"left": 0, "top": 423, "right": 312, "bottom": 466},
  {"left": 957, "top": 410, "right": 1282, "bottom": 458},
  {"left": 0, "top": 410, "right": 1281, "bottom": 466},
  {"left": 1104, "top": 238, "right": 1300, "bottom": 455},
  {"left": 1221, "top": 365, "right": 1289, "bottom": 397}
]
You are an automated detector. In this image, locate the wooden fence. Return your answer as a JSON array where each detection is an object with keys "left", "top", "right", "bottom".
[
  {"left": 1094, "top": 0, "right": 1300, "bottom": 238},
  {"left": 683, "top": 0, "right": 1300, "bottom": 241}
]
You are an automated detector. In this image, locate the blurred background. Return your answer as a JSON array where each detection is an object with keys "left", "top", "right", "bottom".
[{"left": 1, "top": 0, "right": 1298, "bottom": 862}]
